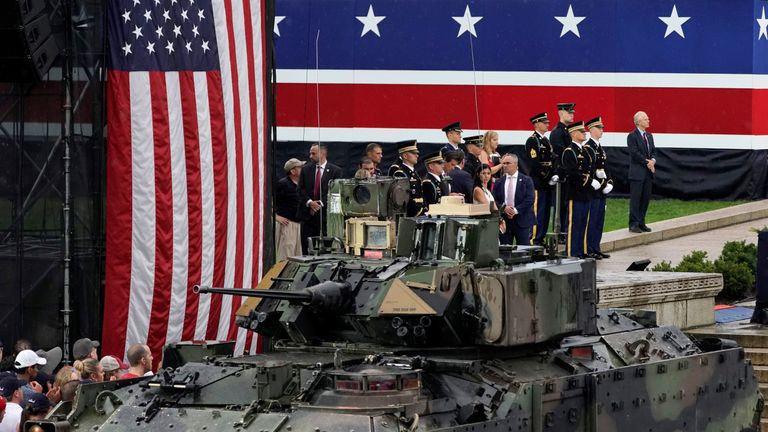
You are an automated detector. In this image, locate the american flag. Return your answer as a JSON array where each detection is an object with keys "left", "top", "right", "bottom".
[
  {"left": 103, "top": 0, "right": 269, "bottom": 362},
  {"left": 273, "top": 0, "right": 768, "bottom": 151}
]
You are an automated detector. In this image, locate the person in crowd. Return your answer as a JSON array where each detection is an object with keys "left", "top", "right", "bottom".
[
  {"left": 0, "top": 340, "right": 31, "bottom": 372},
  {"left": 275, "top": 158, "right": 305, "bottom": 261},
  {"left": 13, "top": 350, "right": 46, "bottom": 404},
  {"left": 421, "top": 152, "right": 447, "bottom": 208},
  {"left": 561, "top": 121, "right": 601, "bottom": 257},
  {"left": 549, "top": 103, "right": 575, "bottom": 157},
  {"left": 443, "top": 151, "right": 474, "bottom": 203},
  {"left": 523, "top": 112, "right": 556, "bottom": 245},
  {"left": 100, "top": 355, "right": 128, "bottom": 381},
  {"left": 297, "top": 143, "right": 343, "bottom": 253},
  {"left": 72, "top": 338, "right": 99, "bottom": 361},
  {"left": 74, "top": 358, "right": 104, "bottom": 383},
  {"left": 388, "top": 140, "right": 424, "bottom": 216},
  {"left": 627, "top": 110, "right": 656, "bottom": 233},
  {"left": 18, "top": 393, "right": 52, "bottom": 426},
  {"left": 474, "top": 164, "right": 506, "bottom": 234},
  {"left": 59, "top": 380, "right": 80, "bottom": 403},
  {"left": 365, "top": 143, "right": 383, "bottom": 176},
  {"left": 440, "top": 121, "right": 464, "bottom": 156},
  {"left": 354, "top": 168, "right": 371, "bottom": 179},
  {"left": 480, "top": 130, "right": 502, "bottom": 179},
  {"left": 584, "top": 117, "right": 613, "bottom": 259},
  {"left": 35, "top": 347, "right": 62, "bottom": 376},
  {"left": 359, "top": 157, "right": 376, "bottom": 177},
  {"left": 0, "top": 376, "right": 24, "bottom": 432},
  {"left": 462, "top": 135, "right": 483, "bottom": 178},
  {"left": 121, "top": 344, "right": 154, "bottom": 379},
  {"left": 493, "top": 154, "right": 535, "bottom": 245}
]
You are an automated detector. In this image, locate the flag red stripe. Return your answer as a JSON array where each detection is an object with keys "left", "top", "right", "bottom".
[
  {"left": 206, "top": 71, "right": 228, "bottom": 340},
  {"left": 275, "top": 83, "right": 756, "bottom": 135},
  {"left": 147, "top": 72, "right": 173, "bottom": 367},
  {"left": 179, "top": 71, "right": 203, "bottom": 341},
  {"left": 223, "top": 0, "right": 245, "bottom": 342},
  {"left": 103, "top": 70, "right": 133, "bottom": 359},
  {"left": 243, "top": 0, "right": 260, "bottom": 290}
]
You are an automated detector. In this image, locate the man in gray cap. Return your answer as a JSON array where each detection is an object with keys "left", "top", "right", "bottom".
[
  {"left": 72, "top": 338, "right": 99, "bottom": 361},
  {"left": 275, "top": 158, "right": 305, "bottom": 261}
]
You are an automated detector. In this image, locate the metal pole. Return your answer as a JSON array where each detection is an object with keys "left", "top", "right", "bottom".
[{"left": 61, "top": 0, "right": 73, "bottom": 363}]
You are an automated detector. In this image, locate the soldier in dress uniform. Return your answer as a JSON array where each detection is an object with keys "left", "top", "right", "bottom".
[
  {"left": 421, "top": 151, "right": 448, "bottom": 208},
  {"left": 549, "top": 103, "right": 575, "bottom": 157},
  {"left": 584, "top": 116, "right": 614, "bottom": 259},
  {"left": 523, "top": 112, "right": 556, "bottom": 245},
  {"left": 388, "top": 140, "right": 425, "bottom": 217},
  {"left": 462, "top": 134, "right": 483, "bottom": 178},
  {"left": 440, "top": 121, "right": 464, "bottom": 156},
  {"left": 561, "top": 121, "right": 601, "bottom": 258}
]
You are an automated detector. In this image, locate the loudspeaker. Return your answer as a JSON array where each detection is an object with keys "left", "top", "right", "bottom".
[{"left": 0, "top": 0, "right": 59, "bottom": 82}]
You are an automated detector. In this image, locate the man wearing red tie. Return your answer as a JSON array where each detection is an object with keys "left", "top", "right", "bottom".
[
  {"left": 297, "top": 143, "right": 343, "bottom": 253},
  {"left": 627, "top": 111, "right": 656, "bottom": 233},
  {"left": 492, "top": 153, "right": 535, "bottom": 245}
]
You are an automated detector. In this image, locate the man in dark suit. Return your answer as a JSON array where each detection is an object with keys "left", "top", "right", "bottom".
[
  {"left": 421, "top": 151, "right": 448, "bottom": 208},
  {"left": 523, "top": 112, "right": 556, "bottom": 245},
  {"left": 443, "top": 151, "right": 474, "bottom": 203},
  {"left": 440, "top": 121, "right": 465, "bottom": 157},
  {"left": 388, "top": 140, "right": 425, "bottom": 217},
  {"left": 493, "top": 153, "right": 535, "bottom": 245},
  {"left": 627, "top": 111, "right": 656, "bottom": 233},
  {"left": 297, "top": 143, "right": 343, "bottom": 253}
]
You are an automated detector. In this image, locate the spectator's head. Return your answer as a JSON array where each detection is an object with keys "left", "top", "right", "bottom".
[
  {"left": 54, "top": 366, "right": 80, "bottom": 390},
  {"left": 0, "top": 376, "right": 25, "bottom": 403},
  {"left": 358, "top": 157, "right": 375, "bottom": 176},
  {"left": 567, "top": 121, "right": 587, "bottom": 144},
  {"left": 500, "top": 153, "right": 519, "bottom": 176},
  {"left": 474, "top": 164, "right": 492, "bottom": 189},
  {"left": 283, "top": 158, "right": 305, "bottom": 178},
  {"left": 422, "top": 152, "right": 444, "bottom": 176},
  {"left": 482, "top": 130, "right": 499, "bottom": 154},
  {"left": 74, "top": 358, "right": 104, "bottom": 382},
  {"left": 353, "top": 168, "right": 370, "bottom": 180},
  {"left": 100, "top": 355, "right": 128, "bottom": 381},
  {"left": 365, "top": 143, "right": 382, "bottom": 165},
  {"left": 442, "top": 121, "right": 463, "bottom": 144},
  {"left": 396, "top": 140, "right": 419, "bottom": 166},
  {"left": 13, "top": 339, "right": 31, "bottom": 356},
  {"left": 587, "top": 116, "right": 604, "bottom": 140},
  {"left": 72, "top": 338, "right": 100, "bottom": 361},
  {"left": 14, "top": 350, "right": 46, "bottom": 380},
  {"left": 59, "top": 380, "right": 80, "bottom": 403},
  {"left": 530, "top": 112, "right": 550, "bottom": 134},
  {"left": 463, "top": 135, "right": 483, "bottom": 156},
  {"left": 444, "top": 151, "right": 464, "bottom": 171},
  {"left": 309, "top": 143, "right": 328, "bottom": 164},
  {"left": 126, "top": 344, "right": 153, "bottom": 374},
  {"left": 633, "top": 111, "right": 650, "bottom": 130},
  {"left": 23, "top": 392, "right": 53, "bottom": 419},
  {"left": 557, "top": 103, "right": 575, "bottom": 124}
]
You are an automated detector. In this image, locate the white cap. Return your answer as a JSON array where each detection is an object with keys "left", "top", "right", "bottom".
[{"left": 14, "top": 349, "right": 47, "bottom": 368}]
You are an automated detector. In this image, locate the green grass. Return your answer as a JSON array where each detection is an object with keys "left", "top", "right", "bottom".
[{"left": 603, "top": 198, "right": 749, "bottom": 232}]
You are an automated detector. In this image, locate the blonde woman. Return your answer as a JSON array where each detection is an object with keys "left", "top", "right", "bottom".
[{"left": 480, "top": 130, "right": 503, "bottom": 178}]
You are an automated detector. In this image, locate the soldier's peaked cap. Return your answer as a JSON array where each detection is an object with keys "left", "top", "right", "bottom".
[
  {"left": 441, "top": 121, "right": 462, "bottom": 133},
  {"left": 463, "top": 135, "right": 484, "bottom": 146},
  {"left": 557, "top": 103, "right": 576, "bottom": 112},
  {"left": 586, "top": 116, "right": 604, "bottom": 129},
  {"left": 567, "top": 121, "right": 586, "bottom": 133},
  {"left": 529, "top": 112, "right": 549, "bottom": 124},
  {"left": 422, "top": 151, "right": 443, "bottom": 164},
  {"left": 396, "top": 140, "right": 419, "bottom": 154}
]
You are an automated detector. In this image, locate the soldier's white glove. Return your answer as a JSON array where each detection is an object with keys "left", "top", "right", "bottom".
[
  {"left": 548, "top": 175, "right": 559, "bottom": 186},
  {"left": 591, "top": 179, "right": 601, "bottom": 190},
  {"left": 602, "top": 183, "right": 614, "bottom": 194},
  {"left": 596, "top": 169, "right": 606, "bottom": 179}
]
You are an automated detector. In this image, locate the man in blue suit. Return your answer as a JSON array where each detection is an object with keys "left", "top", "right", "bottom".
[
  {"left": 493, "top": 153, "right": 535, "bottom": 245},
  {"left": 627, "top": 111, "right": 656, "bottom": 233}
]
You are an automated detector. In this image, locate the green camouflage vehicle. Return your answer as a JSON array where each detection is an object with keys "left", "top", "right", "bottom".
[{"left": 27, "top": 178, "right": 762, "bottom": 432}]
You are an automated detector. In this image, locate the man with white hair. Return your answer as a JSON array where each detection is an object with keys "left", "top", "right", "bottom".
[{"left": 627, "top": 111, "right": 656, "bottom": 233}]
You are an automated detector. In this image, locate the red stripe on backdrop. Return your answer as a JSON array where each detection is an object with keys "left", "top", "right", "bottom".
[
  {"left": 275, "top": 84, "right": 755, "bottom": 136},
  {"left": 147, "top": 72, "right": 173, "bottom": 368},
  {"left": 206, "top": 72, "right": 227, "bottom": 340},
  {"left": 179, "top": 71, "right": 202, "bottom": 341},
  {"left": 224, "top": 0, "right": 245, "bottom": 342},
  {"left": 244, "top": 0, "right": 261, "bottom": 288},
  {"left": 103, "top": 70, "right": 133, "bottom": 359},
  {"left": 753, "top": 89, "right": 768, "bottom": 135}
]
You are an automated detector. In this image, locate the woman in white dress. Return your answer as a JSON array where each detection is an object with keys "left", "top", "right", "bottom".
[{"left": 473, "top": 164, "right": 505, "bottom": 233}]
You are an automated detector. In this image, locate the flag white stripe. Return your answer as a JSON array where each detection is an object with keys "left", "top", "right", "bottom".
[
  {"left": 251, "top": 0, "right": 266, "bottom": 281},
  {"left": 194, "top": 71, "right": 214, "bottom": 340},
  {"left": 212, "top": 0, "right": 236, "bottom": 341},
  {"left": 126, "top": 71, "right": 156, "bottom": 354},
  {"left": 165, "top": 72, "right": 189, "bottom": 344}
]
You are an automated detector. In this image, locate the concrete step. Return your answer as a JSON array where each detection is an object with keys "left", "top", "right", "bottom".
[
  {"left": 760, "top": 383, "right": 768, "bottom": 401},
  {"left": 687, "top": 325, "right": 768, "bottom": 349},
  {"left": 754, "top": 366, "right": 768, "bottom": 383},
  {"left": 762, "top": 417, "right": 768, "bottom": 432},
  {"left": 747, "top": 348, "right": 768, "bottom": 366}
]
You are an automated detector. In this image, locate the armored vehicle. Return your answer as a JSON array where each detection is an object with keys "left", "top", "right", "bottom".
[{"left": 28, "top": 178, "right": 762, "bottom": 431}]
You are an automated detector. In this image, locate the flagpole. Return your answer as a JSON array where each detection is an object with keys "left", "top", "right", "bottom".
[{"left": 61, "top": 0, "right": 74, "bottom": 363}]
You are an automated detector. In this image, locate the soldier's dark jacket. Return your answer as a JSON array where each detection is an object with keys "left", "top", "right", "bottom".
[
  {"left": 583, "top": 138, "right": 613, "bottom": 195},
  {"left": 523, "top": 132, "right": 555, "bottom": 188},
  {"left": 388, "top": 161, "right": 424, "bottom": 216},
  {"left": 422, "top": 173, "right": 447, "bottom": 206},
  {"left": 561, "top": 142, "right": 596, "bottom": 202}
]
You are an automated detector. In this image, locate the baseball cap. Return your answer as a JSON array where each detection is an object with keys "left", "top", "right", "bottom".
[
  {"left": 100, "top": 355, "right": 128, "bottom": 372},
  {"left": 72, "top": 338, "right": 100, "bottom": 360},
  {"left": 25, "top": 393, "right": 53, "bottom": 412},
  {"left": 14, "top": 349, "right": 47, "bottom": 369},
  {"left": 283, "top": 158, "right": 305, "bottom": 172},
  {"left": 35, "top": 347, "right": 62, "bottom": 375},
  {"left": 0, "top": 376, "right": 24, "bottom": 398}
]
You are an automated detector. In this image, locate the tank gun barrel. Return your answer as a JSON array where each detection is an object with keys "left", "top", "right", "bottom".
[
  {"left": 193, "top": 280, "right": 352, "bottom": 310},
  {"left": 193, "top": 285, "right": 313, "bottom": 302}
]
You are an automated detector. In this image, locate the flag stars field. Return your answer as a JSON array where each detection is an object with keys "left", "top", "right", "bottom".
[
  {"left": 356, "top": 5, "right": 385, "bottom": 37},
  {"left": 554, "top": 4, "right": 585, "bottom": 38},
  {"left": 658, "top": 5, "right": 690, "bottom": 39}
]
